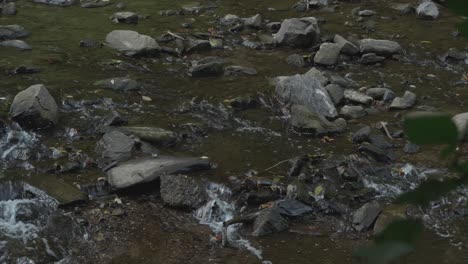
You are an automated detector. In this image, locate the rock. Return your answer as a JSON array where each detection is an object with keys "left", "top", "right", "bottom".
[
  {"left": 224, "top": 66, "right": 257, "bottom": 76},
  {"left": 340, "top": 105, "right": 366, "bottom": 119},
  {"left": 333, "top": 34, "right": 359, "bottom": 56},
  {"left": 366, "top": 88, "right": 395, "bottom": 102},
  {"left": 1, "top": 2, "right": 17, "bottom": 15},
  {"left": 358, "top": 10, "right": 376, "bottom": 16},
  {"left": 287, "top": 54, "right": 307, "bottom": 68},
  {"left": 9, "top": 84, "right": 58, "bottom": 129},
  {"left": 446, "top": 48, "right": 467, "bottom": 61},
  {"left": 330, "top": 75, "right": 357, "bottom": 88},
  {"left": 276, "top": 199, "right": 313, "bottom": 217},
  {"left": 0, "top": 25, "right": 30, "bottom": 40},
  {"left": 266, "top": 22, "right": 281, "bottom": 33},
  {"left": 352, "top": 201, "right": 382, "bottom": 232},
  {"left": 115, "top": 2, "right": 126, "bottom": 9},
  {"left": 0, "top": 40, "right": 31, "bottom": 50},
  {"left": 389, "top": 91, "right": 417, "bottom": 109},
  {"left": 79, "top": 39, "right": 100, "bottom": 48},
  {"left": 373, "top": 205, "right": 407, "bottom": 235},
  {"left": 361, "top": 53, "right": 385, "bottom": 65},
  {"left": 352, "top": 125, "right": 371, "bottom": 144},
  {"left": 28, "top": 175, "right": 87, "bottom": 205},
  {"left": 452, "top": 112, "right": 468, "bottom": 141},
  {"left": 189, "top": 61, "right": 224, "bottom": 77},
  {"left": 94, "top": 77, "right": 141, "bottom": 92},
  {"left": 344, "top": 89, "right": 373, "bottom": 105},
  {"left": 305, "top": 67, "right": 329, "bottom": 86},
  {"left": 32, "top": 0, "right": 74, "bottom": 6},
  {"left": 359, "top": 39, "right": 402, "bottom": 56},
  {"left": 404, "top": 142, "right": 420, "bottom": 154},
  {"left": 228, "top": 96, "right": 258, "bottom": 110},
  {"left": 184, "top": 39, "right": 211, "bottom": 53},
  {"left": 81, "top": 0, "right": 111, "bottom": 8},
  {"left": 417, "top": 1, "right": 439, "bottom": 19},
  {"left": 107, "top": 156, "right": 212, "bottom": 189},
  {"left": 96, "top": 131, "right": 135, "bottom": 164},
  {"left": 94, "top": 112, "right": 128, "bottom": 132},
  {"left": 243, "top": 14, "right": 262, "bottom": 28},
  {"left": 160, "top": 174, "right": 207, "bottom": 209},
  {"left": 275, "top": 72, "right": 337, "bottom": 119},
  {"left": 369, "top": 134, "right": 393, "bottom": 149},
  {"left": 359, "top": 142, "right": 394, "bottom": 162},
  {"left": 252, "top": 208, "right": 289, "bottom": 237},
  {"left": 390, "top": 3, "right": 415, "bottom": 14},
  {"left": 314, "top": 43, "right": 341, "bottom": 66},
  {"left": 105, "top": 30, "right": 160, "bottom": 56},
  {"left": 219, "top": 14, "right": 244, "bottom": 30},
  {"left": 291, "top": 105, "right": 346, "bottom": 135},
  {"left": 110, "top": 12, "right": 139, "bottom": 24},
  {"left": 274, "top": 17, "right": 320, "bottom": 48},
  {"left": 112, "top": 126, "right": 178, "bottom": 146},
  {"left": 325, "top": 84, "right": 344, "bottom": 105}
]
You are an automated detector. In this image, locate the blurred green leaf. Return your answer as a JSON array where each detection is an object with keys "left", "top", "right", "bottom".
[
  {"left": 354, "top": 242, "right": 413, "bottom": 264},
  {"left": 375, "top": 219, "right": 423, "bottom": 244},
  {"left": 404, "top": 112, "right": 458, "bottom": 146},
  {"left": 397, "top": 178, "right": 462, "bottom": 205},
  {"left": 447, "top": 0, "right": 468, "bottom": 16}
]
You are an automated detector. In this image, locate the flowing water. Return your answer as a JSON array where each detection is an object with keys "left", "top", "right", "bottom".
[{"left": 1, "top": 0, "right": 468, "bottom": 263}]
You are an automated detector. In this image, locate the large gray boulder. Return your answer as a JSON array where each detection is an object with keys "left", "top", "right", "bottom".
[
  {"left": 252, "top": 208, "right": 289, "bottom": 237},
  {"left": 107, "top": 156, "right": 211, "bottom": 189},
  {"left": 359, "top": 39, "right": 402, "bottom": 56},
  {"left": 0, "top": 25, "right": 30, "bottom": 40},
  {"left": 314, "top": 43, "right": 341, "bottom": 66},
  {"left": 96, "top": 131, "right": 135, "bottom": 165},
  {"left": 417, "top": 1, "right": 439, "bottom": 19},
  {"left": 274, "top": 70, "right": 337, "bottom": 119},
  {"left": 105, "top": 30, "right": 160, "bottom": 56},
  {"left": 160, "top": 174, "right": 207, "bottom": 209},
  {"left": 274, "top": 17, "right": 320, "bottom": 48},
  {"left": 352, "top": 202, "right": 382, "bottom": 232},
  {"left": 9, "top": 84, "right": 58, "bottom": 129},
  {"left": 452, "top": 112, "right": 468, "bottom": 141}
]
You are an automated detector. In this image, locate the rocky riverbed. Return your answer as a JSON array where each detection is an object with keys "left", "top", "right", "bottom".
[{"left": 1, "top": 0, "right": 468, "bottom": 263}]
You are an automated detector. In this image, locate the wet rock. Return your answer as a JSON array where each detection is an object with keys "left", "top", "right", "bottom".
[
  {"left": 287, "top": 54, "right": 307, "bottom": 68},
  {"left": 333, "top": 34, "right": 359, "bottom": 56},
  {"left": 369, "top": 134, "right": 393, "bottom": 149},
  {"left": 1, "top": 2, "right": 17, "bottom": 15},
  {"left": 160, "top": 174, "right": 207, "bottom": 209},
  {"left": 79, "top": 39, "right": 101, "bottom": 48},
  {"left": 352, "top": 125, "right": 371, "bottom": 144},
  {"left": 417, "top": 1, "right": 439, "bottom": 20},
  {"left": 105, "top": 30, "right": 160, "bottom": 56},
  {"left": 252, "top": 208, "right": 289, "bottom": 237},
  {"left": 389, "top": 91, "right": 416, "bottom": 109},
  {"left": 352, "top": 201, "right": 382, "bottom": 232},
  {"left": 81, "top": 0, "right": 111, "bottom": 8},
  {"left": 32, "top": 0, "right": 74, "bottom": 6},
  {"left": 326, "top": 84, "right": 344, "bottom": 105},
  {"left": 274, "top": 69, "right": 337, "bottom": 119},
  {"left": 276, "top": 199, "right": 313, "bottom": 217},
  {"left": 110, "top": 12, "right": 139, "bottom": 24},
  {"left": 314, "top": 43, "right": 341, "bottom": 66},
  {"left": 0, "top": 25, "right": 30, "bottom": 40},
  {"left": 96, "top": 131, "right": 135, "bottom": 164},
  {"left": 366, "top": 88, "right": 395, "bottom": 102},
  {"left": 243, "top": 14, "right": 262, "bottom": 28},
  {"left": 224, "top": 66, "right": 257, "bottom": 76},
  {"left": 228, "top": 96, "right": 258, "bottom": 110},
  {"left": 184, "top": 39, "right": 211, "bottom": 53},
  {"left": 0, "top": 40, "right": 31, "bottom": 50},
  {"left": 219, "top": 14, "right": 244, "bottom": 31},
  {"left": 358, "top": 142, "right": 394, "bottom": 162},
  {"left": 361, "top": 53, "right": 385, "bottom": 65},
  {"left": 189, "top": 57, "right": 224, "bottom": 77},
  {"left": 10, "top": 84, "right": 58, "bottom": 129},
  {"left": 241, "top": 40, "right": 262, "bottom": 50},
  {"left": 107, "top": 156, "right": 212, "bottom": 189},
  {"left": 452, "top": 112, "right": 468, "bottom": 141},
  {"left": 94, "top": 77, "right": 141, "bottom": 92},
  {"left": 113, "top": 126, "right": 178, "bottom": 146},
  {"left": 373, "top": 205, "right": 407, "bottom": 235},
  {"left": 359, "top": 39, "right": 402, "bottom": 56},
  {"left": 266, "top": 22, "right": 281, "bottom": 33},
  {"left": 305, "top": 67, "right": 329, "bottom": 86},
  {"left": 358, "top": 10, "right": 376, "bottom": 16},
  {"left": 340, "top": 105, "right": 366, "bottom": 119},
  {"left": 274, "top": 17, "right": 320, "bottom": 48},
  {"left": 330, "top": 75, "right": 357, "bottom": 88},
  {"left": 28, "top": 175, "right": 87, "bottom": 205},
  {"left": 344, "top": 89, "right": 373, "bottom": 105},
  {"left": 404, "top": 142, "right": 420, "bottom": 154},
  {"left": 291, "top": 105, "right": 346, "bottom": 134},
  {"left": 390, "top": 3, "right": 415, "bottom": 14},
  {"left": 94, "top": 112, "right": 128, "bottom": 132}
]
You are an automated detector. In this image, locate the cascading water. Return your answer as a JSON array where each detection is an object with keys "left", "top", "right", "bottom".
[{"left": 194, "top": 183, "right": 269, "bottom": 262}]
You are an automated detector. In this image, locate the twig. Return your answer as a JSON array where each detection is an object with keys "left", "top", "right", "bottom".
[
  {"left": 167, "top": 30, "right": 186, "bottom": 40},
  {"left": 260, "top": 159, "right": 290, "bottom": 174},
  {"left": 380, "top": 121, "right": 393, "bottom": 140}
]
